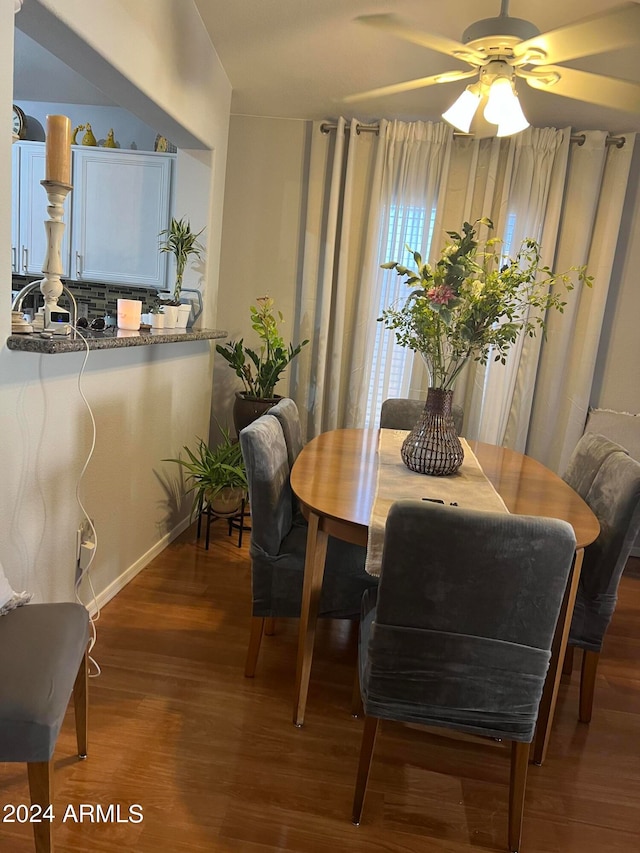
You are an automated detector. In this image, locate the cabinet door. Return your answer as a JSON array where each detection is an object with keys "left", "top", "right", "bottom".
[
  {"left": 17, "top": 143, "right": 71, "bottom": 276},
  {"left": 11, "top": 144, "right": 19, "bottom": 273},
  {"left": 71, "top": 149, "right": 172, "bottom": 287}
]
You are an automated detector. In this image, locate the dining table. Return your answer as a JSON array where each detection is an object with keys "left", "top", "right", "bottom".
[{"left": 289, "top": 428, "right": 600, "bottom": 765}]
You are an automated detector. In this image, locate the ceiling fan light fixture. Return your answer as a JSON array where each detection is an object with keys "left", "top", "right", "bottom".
[{"left": 442, "top": 86, "right": 481, "bottom": 133}]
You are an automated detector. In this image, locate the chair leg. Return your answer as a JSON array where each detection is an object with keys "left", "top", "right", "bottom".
[
  {"left": 352, "top": 716, "right": 379, "bottom": 825},
  {"left": 27, "top": 761, "right": 53, "bottom": 853},
  {"left": 264, "top": 617, "right": 277, "bottom": 636},
  {"left": 73, "top": 650, "right": 89, "bottom": 758},
  {"left": 351, "top": 663, "right": 363, "bottom": 718},
  {"left": 508, "top": 741, "right": 530, "bottom": 853},
  {"left": 562, "top": 644, "right": 574, "bottom": 676},
  {"left": 244, "top": 617, "right": 265, "bottom": 677},
  {"left": 579, "top": 649, "right": 599, "bottom": 724}
]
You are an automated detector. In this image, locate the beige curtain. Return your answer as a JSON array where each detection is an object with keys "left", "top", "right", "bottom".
[
  {"left": 526, "top": 131, "right": 636, "bottom": 472},
  {"left": 294, "top": 119, "right": 452, "bottom": 438},
  {"left": 453, "top": 127, "right": 572, "bottom": 448}
]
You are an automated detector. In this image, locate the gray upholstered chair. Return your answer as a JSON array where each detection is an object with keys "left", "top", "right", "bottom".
[
  {"left": 239, "top": 414, "right": 377, "bottom": 677},
  {"left": 564, "top": 450, "right": 640, "bottom": 722},
  {"left": 380, "top": 397, "right": 464, "bottom": 436},
  {"left": 268, "top": 397, "right": 304, "bottom": 533},
  {"left": 562, "top": 431, "right": 628, "bottom": 499},
  {"left": 352, "top": 500, "right": 576, "bottom": 853},
  {"left": 268, "top": 397, "right": 304, "bottom": 469},
  {"left": 0, "top": 602, "right": 90, "bottom": 852}
]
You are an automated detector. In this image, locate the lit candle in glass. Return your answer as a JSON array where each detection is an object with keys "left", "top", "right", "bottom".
[{"left": 45, "top": 115, "right": 71, "bottom": 184}]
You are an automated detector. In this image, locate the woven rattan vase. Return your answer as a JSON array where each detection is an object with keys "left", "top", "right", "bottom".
[{"left": 400, "top": 388, "right": 464, "bottom": 476}]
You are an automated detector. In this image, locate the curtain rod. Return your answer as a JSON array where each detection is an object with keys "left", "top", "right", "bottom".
[{"left": 319, "top": 121, "right": 626, "bottom": 148}]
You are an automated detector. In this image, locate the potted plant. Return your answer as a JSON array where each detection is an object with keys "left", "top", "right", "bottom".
[
  {"left": 149, "top": 303, "right": 165, "bottom": 330},
  {"left": 164, "top": 427, "right": 248, "bottom": 519},
  {"left": 216, "top": 296, "right": 309, "bottom": 433},
  {"left": 158, "top": 216, "right": 204, "bottom": 327}
]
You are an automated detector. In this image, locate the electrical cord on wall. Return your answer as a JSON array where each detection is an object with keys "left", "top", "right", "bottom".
[{"left": 72, "top": 325, "right": 101, "bottom": 678}]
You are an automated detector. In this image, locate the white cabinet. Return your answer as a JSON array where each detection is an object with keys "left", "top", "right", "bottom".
[
  {"left": 11, "top": 141, "right": 71, "bottom": 276},
  {"left": 70, "top": 148, "right": 173, "bottom": 288},
  {"left": 11, "top": 144, "right": 19, "bottom": 273}
]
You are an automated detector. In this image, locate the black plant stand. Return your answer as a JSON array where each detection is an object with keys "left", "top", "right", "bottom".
[{"left": 196, "top": 496, "right": 251, "bottom": 549}]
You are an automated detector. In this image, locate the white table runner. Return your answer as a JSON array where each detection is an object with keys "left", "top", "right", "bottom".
[{"left": 365, "top": 429, "right": 510, "bottom": 577}]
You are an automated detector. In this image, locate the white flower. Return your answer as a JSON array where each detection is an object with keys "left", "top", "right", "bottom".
[{"left": 470, "top": 279, "right": 485, "bottom": 298}]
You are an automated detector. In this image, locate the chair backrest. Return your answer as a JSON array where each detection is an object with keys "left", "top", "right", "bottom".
[
  {"left": 380, "top": 397, "right": 464, "bottom": 436},
  {"left": 570, "top": 450, "right": 640, "bottom": 651},
  {"left": 365, "top": 500, "right": 576, "bottom": 740},
  {"left": 239, "top": 415, "right": 292, "bottom": 556},
  {"left": 268, "top": 398, "right": 304, "bottom": 468},
  {"left": 563, "top": 431, "right": 628, "bottom": 499}
]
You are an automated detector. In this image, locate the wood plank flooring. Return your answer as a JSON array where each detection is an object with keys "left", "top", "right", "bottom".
[{"left": 1, "top": 527, "right": 639, "bottom": 852}]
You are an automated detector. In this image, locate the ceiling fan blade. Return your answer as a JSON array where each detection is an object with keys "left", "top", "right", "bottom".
[
  {"left": 514, "top": 3, "right": 640, "bottom": 65},
  {"left": 342, "top": 69, "right": 477, "bottom": 104},
  {"left": 522, "top": 65, "right": 640, "bottom": 112},
  {"left": 356, "top": 14, "right": 483, "bottom": 64}
]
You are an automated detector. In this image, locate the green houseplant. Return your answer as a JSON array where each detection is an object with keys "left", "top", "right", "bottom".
[
  {"left": 159, "top": 216, "right": 205, "bottom": 306},
  {"left": 164, "top": 427, "right": 248, "bottom": 519},
  {"left": 216, "top": 296, "right": 309, "bottom": 433}
]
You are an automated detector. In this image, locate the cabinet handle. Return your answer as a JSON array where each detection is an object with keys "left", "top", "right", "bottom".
[
  {"left": 11, "top": 247, "right": 17, "bottom": 273},
  {"left": 22, "top": 247, "right": 28, "bottom": 272},
  {"left": 75, "top": 252, "right": 82, "bottom": 279}
]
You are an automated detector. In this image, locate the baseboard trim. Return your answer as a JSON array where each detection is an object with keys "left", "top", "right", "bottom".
[{"left": 87, "top": 517, "right": 192, "bottom": 616}]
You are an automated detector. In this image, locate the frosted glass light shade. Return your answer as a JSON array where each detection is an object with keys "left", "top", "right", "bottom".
[
  {"left": 496, "top": 96, "right": 530, "bottom": 136},
  {"left": 484, "top": 78, "right": 516, "bottom": 125},
  {"left": 442, "top": 88, "right": 481, "bottom": 133},
  {"left": 483, "top": 77, "right": 530, "bottom": 137}
]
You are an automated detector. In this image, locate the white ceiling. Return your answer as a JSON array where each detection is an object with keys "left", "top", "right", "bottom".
[{"left": 14, "top": 0, "right": 640, "bottom": 134}]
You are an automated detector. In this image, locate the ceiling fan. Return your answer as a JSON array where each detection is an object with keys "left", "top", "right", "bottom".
[{"left": 346, "top": 1, "right": 640, "bottom": 136}]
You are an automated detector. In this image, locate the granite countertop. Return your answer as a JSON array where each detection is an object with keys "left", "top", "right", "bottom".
[{"left": 6, "top": 326, "right": 227, "bottom": 354}]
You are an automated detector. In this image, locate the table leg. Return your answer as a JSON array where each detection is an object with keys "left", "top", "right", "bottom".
[
  {"left": 293, "top": 511, "right": 328, "bottom": 727},
  {"left": 532, "top": 547, "right": 584, "bottom": 765}
]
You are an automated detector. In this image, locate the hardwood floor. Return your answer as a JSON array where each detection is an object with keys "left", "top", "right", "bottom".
[{"left": 2, "top": 529, "right": 639, "bottom": 852}]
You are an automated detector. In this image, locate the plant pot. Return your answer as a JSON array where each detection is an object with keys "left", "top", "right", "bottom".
[
  {"left": 175, "top": 303, "right": 191, "bottom": 329},
  {"left": 401, "top": 387, "right": 464, "bottom": 476},
  {"left": 162, "top": 305, "right": 179, "bottom": 328},
  {"left": 232, "top": 391, "right": 281, "bottom": 435},
  {"left": 151, "top": 313, "right": 165, "bottom": 329},
  {"left": 206, "top": 486, "right": 245, "bottom": 517}
]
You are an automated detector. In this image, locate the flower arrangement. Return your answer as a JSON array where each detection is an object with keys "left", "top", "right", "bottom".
[
  {"left": 216, "top": 296, "right": 309, "bottom": 400},
  {"left": 380, "top": 218, "right": 591, "bottom": 390}
]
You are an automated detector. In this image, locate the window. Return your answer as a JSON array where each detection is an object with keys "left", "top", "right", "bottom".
[{"left": 365, "top": 205, "right": 437, "bottom": 426}]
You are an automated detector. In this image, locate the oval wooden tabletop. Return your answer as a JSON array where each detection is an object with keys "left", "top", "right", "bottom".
[{"left": 290, "top": 428, "right": 600, "bottom": 549}]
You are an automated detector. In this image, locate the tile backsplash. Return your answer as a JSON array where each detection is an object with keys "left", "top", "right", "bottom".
[{"left": 11, "top": 275, "right": 161, "bottom": 321}]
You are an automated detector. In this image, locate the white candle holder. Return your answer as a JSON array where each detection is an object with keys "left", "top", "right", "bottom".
[{"left": 40, "top": 179, "right": 73, "bottom": 328}]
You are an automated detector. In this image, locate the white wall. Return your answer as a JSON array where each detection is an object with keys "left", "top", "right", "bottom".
[
  {"left": 214, "top": 115, "right": 309, "bottom": 433},
  {"left": 2, "top": 1, "right": 231, "bottom": 606}
]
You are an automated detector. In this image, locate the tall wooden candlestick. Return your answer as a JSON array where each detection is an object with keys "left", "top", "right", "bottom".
[{"left": 40, "top": 114, "right": 73, "bottom": 329}]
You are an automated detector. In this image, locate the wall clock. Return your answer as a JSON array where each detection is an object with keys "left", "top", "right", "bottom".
[{"left": 12, "top": 104, "right": 26, "bottom": 139}]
